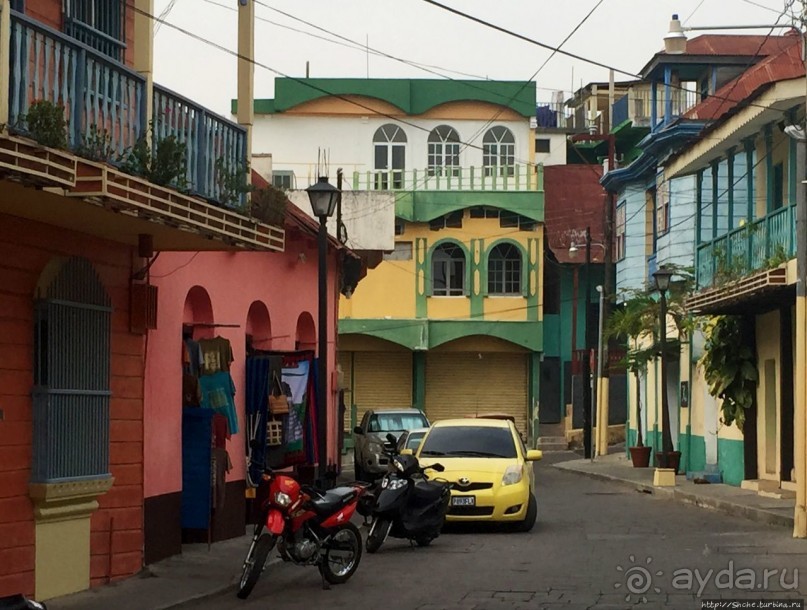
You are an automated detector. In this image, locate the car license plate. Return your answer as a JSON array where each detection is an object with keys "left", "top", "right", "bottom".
[{"left": 451, "top": 495, "right": 475, "bottom": 507}]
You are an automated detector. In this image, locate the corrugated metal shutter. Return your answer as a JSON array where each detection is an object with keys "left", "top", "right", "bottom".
[
  {"left": 353, "top": 352, "right": 412, "bottom": 425},
  {"left": 425, "top": 353, "right": 528, "bottom": 435},
  {"left": 338, "top": 351, "right": 354, "bottom": 431}
]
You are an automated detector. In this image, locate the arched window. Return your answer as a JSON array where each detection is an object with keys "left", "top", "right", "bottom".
[
  {"left": 432, "top": 242, "right": 466, "bottom": 296},
  {"left": 488, "top": 243, "right": 522, "bottom": 295},
  {"left": 427, "top": 125, "right": 460, "bottom": 177},
  {"left": 373, "top": 124, "right": 407, "bottom": 189},
  {"left": 483, "top": 126, "right": 515, "bottom": 177}
]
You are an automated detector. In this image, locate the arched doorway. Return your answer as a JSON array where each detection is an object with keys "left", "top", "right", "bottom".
[{"left": 246, "top": 301, "right": 272, "bottom": 352}]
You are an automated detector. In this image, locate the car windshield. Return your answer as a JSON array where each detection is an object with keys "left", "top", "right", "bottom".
[
  {"left": 406, "top": 432, "right": 425, "bottom": 450},
  {"left": 419, "top": 426, "right": 517, "bottom": 458},
  {"left": 368, "top": 413, "right": 428, "bottom": 433}
]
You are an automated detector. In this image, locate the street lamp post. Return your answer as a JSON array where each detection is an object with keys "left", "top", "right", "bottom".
[
  {"left": 306, "top": 176, "right": 339, "bottom": 486},
  {"left": 652, "top": 267, "right": 675, "bottom": 468}
]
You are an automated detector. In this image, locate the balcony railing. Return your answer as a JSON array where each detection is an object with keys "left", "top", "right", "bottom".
[
  {"left": 696, "top": 205, "right": 795, "bottom": 289},
  {"left": 153, "top": 85, "right": 247, "bottom": 205},
  {"left": 9, "top": 11, "right": 145, "bottom": 155},
  {"left": 612, "top": 90, "right": 653, "bottom": 129},
  {"left": 351, "top": 164, "right": 539, "bottom": 192},
  {"left": 8, "top": 10, "right": 248, "bottom": 206}
]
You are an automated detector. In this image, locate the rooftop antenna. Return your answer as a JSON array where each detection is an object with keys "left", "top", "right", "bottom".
[
  {"left": 306, "top": 61, "right": 310, "bottom": 78},
  {"left": 366, "top": 34, "right": 370, "bottom": 78}
]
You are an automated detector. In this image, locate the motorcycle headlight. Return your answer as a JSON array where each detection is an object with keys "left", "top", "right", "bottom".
[
  {"left": 501, "top": 465, "right": 524, "bottom": 486},
  {"left": 274, "top": 491, "right": 292, "bottom": 507},
  {"left": 394, "top": 458, "right": 405, "bottom": 473},
  {"left": 387, "top": 478, "right": 408, "bottom": 490}
]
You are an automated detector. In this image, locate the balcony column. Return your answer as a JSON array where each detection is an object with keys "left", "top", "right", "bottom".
[
  {"left": 0, "top": 0, "right": 11, "bottom": 125},
  {"left": 238, "top": 0, "right": 255, "bottom": 179},
  {"left": 133, "top": 0, "right": 154, "bottom": 139}
]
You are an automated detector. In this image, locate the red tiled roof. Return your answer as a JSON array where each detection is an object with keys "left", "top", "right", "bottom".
[
  {"left": 544, "top": 165, "right": 607, "bottom": 264},
  {"left": 684, "top": 36, "right": 804, "bottom": 122},
  {"left": 681, "top": 33, "right": 798, "bottom": 57}
]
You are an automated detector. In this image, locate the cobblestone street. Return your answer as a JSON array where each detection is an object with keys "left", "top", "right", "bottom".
[{"left": 192, "top": 454, "right": 807, "bottom": 609}]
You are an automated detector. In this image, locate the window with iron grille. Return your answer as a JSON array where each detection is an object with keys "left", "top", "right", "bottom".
[
  {"left": 432, "top": 242, "right": 466, "bottom": 296},
  {"left": 615, "top": 203, "right": 626, "bottom": 261},
  {"left": 64, "top": 0, "right": 126, "bottom": 62},
  {"left": 488, "top": 243, "right": 522, "bottom": 295},
  {"left": 656, "top": 175, "right": 670, "bottom": 236},
  {"left": 32, "top": 257, "right": 112, "bottom": 482},
  {"left": 427, "top": 125, "right": 460, "bottom": 177},
  {"left": 483, "top": 126, "right": 515, "bottom": 177}
]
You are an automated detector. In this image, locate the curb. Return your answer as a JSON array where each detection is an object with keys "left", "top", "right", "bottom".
[
  {"left": 553, "top": 462, "right": 794, "bottom": 529},
  {"left": 160, "top": 557, "right": 284, "bottom": 609}
]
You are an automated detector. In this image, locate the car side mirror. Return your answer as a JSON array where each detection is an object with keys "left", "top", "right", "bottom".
[
  {"left": 526, "top": 449, "right": 543, "bottom": 461},
  {"left": 353, "top": 426, "right": 363, "bottom": 435},
  {"left": 400, "top": 448, "right": 414, "bottom": 456}
]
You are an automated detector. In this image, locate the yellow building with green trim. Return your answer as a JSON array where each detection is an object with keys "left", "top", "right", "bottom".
[{"left": 247, "top": 78, "right": 544, "bottom": 445}]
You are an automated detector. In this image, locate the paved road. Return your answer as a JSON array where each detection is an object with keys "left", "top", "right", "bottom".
[{"left": 197, "top": 453, "right": 807, "bottom": 609}]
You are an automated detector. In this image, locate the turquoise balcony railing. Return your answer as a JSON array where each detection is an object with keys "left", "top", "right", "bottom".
[
  {"left": 352, "top": 163, "right": 539, "bottom": 192},
  {"left": 153, "top": 85, "right": 247, "bottom": 205},
  {"left": 8, "top": 11, "right": 145, "bottom": 155},
  {"left": 696, "top": 205, "right": 795, "bottom": 289}
]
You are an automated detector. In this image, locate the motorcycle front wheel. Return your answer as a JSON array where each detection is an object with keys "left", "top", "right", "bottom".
[
  {"left": 319, "top": 523, "right": 363, "bottom": 584},
  {"left": 236, "top": 534, "right": 276, "bottom": 599},
  {"left": 365, "top": 518, "right": 390, "bottom": 554}
]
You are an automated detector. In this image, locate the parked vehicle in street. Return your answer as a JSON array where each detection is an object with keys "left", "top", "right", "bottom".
[
  {"left": 236, "top": 469, "right": 369, "bottom": 599},
  {"left": 364, "top": 433, "right": 451, "bottom": 553},
  {"left": 413, "top": 418, "right": 543, "bottom": 531},
  {"left": 396, "top": 427, "right": 429, "bottom": 453},
  {"left": 0, "top": 595, "right": 46, "bottom": 610},
  {"left": 353, "top": 408, "right": 430, "bottom": 480}
]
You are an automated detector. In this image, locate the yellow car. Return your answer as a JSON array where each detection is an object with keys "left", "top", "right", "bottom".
[{"left": 410, "top": 418, "right": 542, "bottom": 531}]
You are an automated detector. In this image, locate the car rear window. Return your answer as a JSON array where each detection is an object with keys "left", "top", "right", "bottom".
[
  {"left": 369, "top": 413, "right": 428, "bottom": 432},
  {"left": 419, "top": 426, "right": 516, "bottom": 458}
]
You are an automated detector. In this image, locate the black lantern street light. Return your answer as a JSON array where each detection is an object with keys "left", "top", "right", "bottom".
[
  {"left": 652, "top": 266, "right": 675, "bottom": 467},
  {"left": 306, "top": 176, "right": 339, "bottom": 485}
]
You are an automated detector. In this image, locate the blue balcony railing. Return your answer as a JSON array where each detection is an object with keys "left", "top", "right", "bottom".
[
  {"left": 153, "top": 85, "right": 247, "bottom": 205},
  {"left": 8, "top": 10, "right": 145, "bottom": 155},
  {"left": 8, "top": 10, "right": 248, "bottom": 207},
  {"left": 696, "top": 205, "right": 795, "bottom": 289}
]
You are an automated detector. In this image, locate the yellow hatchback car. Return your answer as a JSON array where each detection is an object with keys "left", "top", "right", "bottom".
[{"left": 412, "top": 418, "right": 542, "bottom": 531}]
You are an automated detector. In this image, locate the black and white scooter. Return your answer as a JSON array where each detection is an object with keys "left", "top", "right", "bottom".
[{"left": 361, "top": 433, "right": 451, "bottom": 553}]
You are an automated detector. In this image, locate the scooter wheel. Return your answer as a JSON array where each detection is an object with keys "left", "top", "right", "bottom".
[
  {"left": 365, "top": 519, "right": 389, "bottom": 554},
  {"left": 414, "top": 535, "right": 433, "bottom": 547}
]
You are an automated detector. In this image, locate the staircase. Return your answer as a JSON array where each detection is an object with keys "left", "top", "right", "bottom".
[{"left": 536, "top": 423, "right": 569, "bottom": 452}]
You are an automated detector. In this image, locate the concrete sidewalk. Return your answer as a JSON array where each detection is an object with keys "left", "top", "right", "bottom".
[
  {"left": 47, "top": 469, "right": 359, "bottom": 610},
  {"left": 554, "top": 452, "right": 795, "bottom": 529}
]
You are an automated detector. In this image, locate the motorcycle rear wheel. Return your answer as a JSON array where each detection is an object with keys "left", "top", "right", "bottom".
[
  {"left": 319, "top": 523, "right": 363, "bottom": 584},
  {"left": 236, "top": 534, "right": 276, "bottom": 599},
  {"left": 365, "top": 518, "right": 390, "bottom": 554}
]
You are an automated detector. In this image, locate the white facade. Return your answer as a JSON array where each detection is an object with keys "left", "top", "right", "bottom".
[
  {"left": 250, "top": 114, "right": 533, "bottom": 189},
  {"left": 533, "top": 133, "right": 568, "bottom": 166}
]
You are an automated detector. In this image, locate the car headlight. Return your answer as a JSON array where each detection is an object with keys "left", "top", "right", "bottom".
[
  {"left": 387, "top": 478, "right": 408, "bottom": 490},
  {"left": 368, "top": 441, "right": 385, "bottom": 455},
  {"left": 501, "top": 465, "right": 524, "bottom": 486},
  {"left": 274, "top": 491, "right": 292, "bottom": 507}
]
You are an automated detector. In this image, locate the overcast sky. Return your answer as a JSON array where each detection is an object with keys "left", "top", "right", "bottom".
[{"left": 152, "top": 0, "right": 792, "bottom": 119}]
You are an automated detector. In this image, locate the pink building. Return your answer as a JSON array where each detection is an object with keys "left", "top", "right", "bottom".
[{"left": 142, "top": 193, "right": 360, "bottom": 563}]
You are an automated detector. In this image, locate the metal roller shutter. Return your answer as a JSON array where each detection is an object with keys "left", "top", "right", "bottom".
[
  {"left": 338, "top": 351, "right": 354, "bottom": 431},
  {"left": 353, "top": 352, "right": 412, "bottom": 425},
  {"left": 425, "top": 352, "right": 529, "bottom": 435}
]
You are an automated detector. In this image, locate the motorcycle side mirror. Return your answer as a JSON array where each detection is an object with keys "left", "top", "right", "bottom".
[
  {"left": 400, "top": 449, "right": 414, "bottom": 456},
  {"left": 429, "top": 463, "right": 445, "bottom": 472},
  {"left": 385, "top": 433, "right": 397, "bottom": 445},
  {"left": 353, "top": 426, "right": 363, "bottom": 435}
]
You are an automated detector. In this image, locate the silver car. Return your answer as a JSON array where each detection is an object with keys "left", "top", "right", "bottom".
[{"left": 353, "top": 409, "right": 430, "bottom": 480}]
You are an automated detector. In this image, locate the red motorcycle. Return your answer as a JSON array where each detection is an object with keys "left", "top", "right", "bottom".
[{"left": 237, "top": 469, "right": 368, "bottom": 599}]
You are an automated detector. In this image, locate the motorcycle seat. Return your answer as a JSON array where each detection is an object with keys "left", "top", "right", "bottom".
[{"left": 310, "top": 486, "right": 358, "bottom": 515}]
